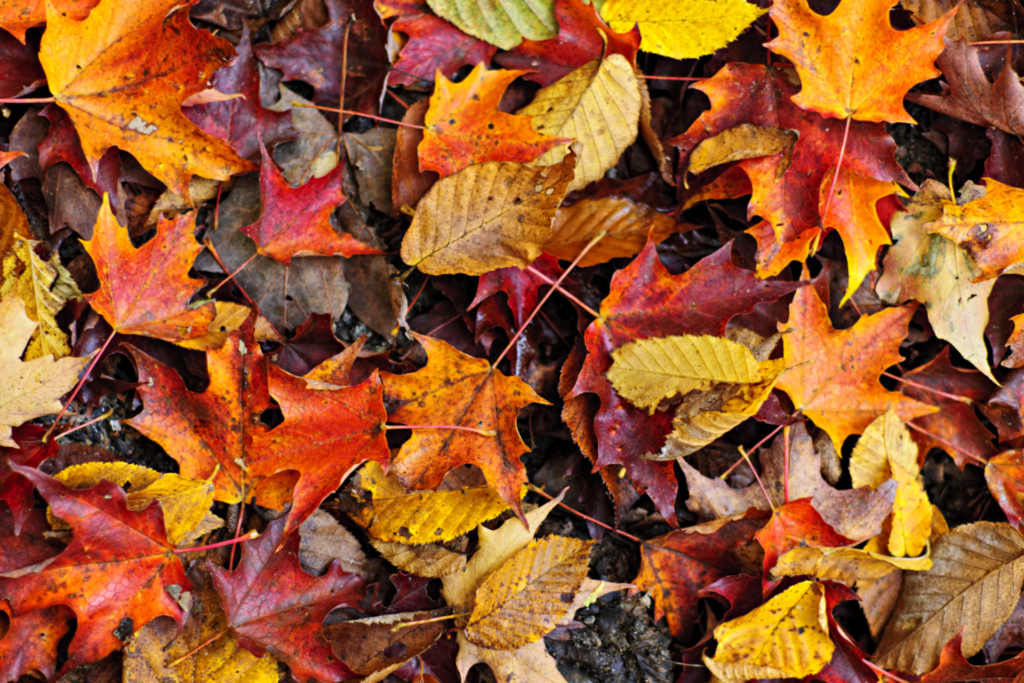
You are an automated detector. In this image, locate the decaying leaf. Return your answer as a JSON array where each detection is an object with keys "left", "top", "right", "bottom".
[
  {"left": 874, "top": 521, "right": 1024, "bottom": 674},
  {"left": 687, "top": 124, "right": 798, "bottom": 177},
  {"left": 324, "top": 609, "right": 449, "bottom": 678},
  {"left": 400, "top": 152, "right": 575, "bottom": 275},
  {"left": 545, "top": 197, "right": 678, "bottom": 267},
  {"left": 370, "top": 539, "right": 467, "bottom": 578}
]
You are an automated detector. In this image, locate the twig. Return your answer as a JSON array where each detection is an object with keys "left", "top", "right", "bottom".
[
  {"left": 528, "top": 484, "right": 641, "bottom": 543},
  {"left": 882, "top": 371, "right": 972, "bottom": 405},
  {"left": 524, "top": 266, "right": 601, "bottom": 318},
  {"left": 53, "top": 409, "right": 114, "bottom": 440},
  {"left": 43, "top": 329, "right": 117, "bottom": 442},
  {"left": 290, "top": 102, "right": 425, "bottom": 129}
]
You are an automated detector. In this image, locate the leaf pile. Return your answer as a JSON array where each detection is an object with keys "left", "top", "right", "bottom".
[{"left": 3, "top": 0, "right": 1024, "bottom": 682}]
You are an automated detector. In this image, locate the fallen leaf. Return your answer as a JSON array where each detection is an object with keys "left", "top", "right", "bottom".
[
  {"left": 687, "top": 123, "right": 798, "bottom": 177},
  {"left": 299, "top": 509, "right": 370, "bottom": 577},
  {"left": 496, "top": 0, "right": 639, "bottom": 88},
  {"left": 371, "top": 539, "right": 467, "bottom": 577},
  {"left": 927, "top": 178, "right": 1024, "bottom": 281},
  {"left": 39, "top": 0, "right": 256, "bottom": 199},
  {"left": 123, "top": 571, "right": 279, "bottom": 683},
  {"left": 184, "top": 26, "right": 297, "bottom": 162},
  {"left": 240, "top": 140, "right": 380, "bottom": 265},
  {"left": 376, "top": 0, "right": 497, "bottom": 87},
  {"left": 392, "top": 99, "right": 438, "bottom": 215},
  {"left": 517, "top": 55, "right": 640, "bottom": 192},
  {"left": 903, "top": 0, "right": 1008, "bottom": 41},
  {"left": 634, "top": 512, "right": 767, "bottom": 640},
  {"left": 52, "top": 462, "right": 220, "bottom": 546},
  {"left": 986, "top": 450, "right": 1024, "bottom": 530},
  {"left": 878, "top": 180, "right": 996, "bottom": 379},
  {"left": 909, "top": 38, "right": 1024, "bottom": 136},
  {"left": 601, "top": 0, "right": 766, "bottom": 60},
  {"left": 425, "top": 0, "right": 557, "bottom": 49},
  {"left": 755, "top": 499, "right": 856, "bottom": 576},
  {"left": 766, "top": 0, "right": 953, "bottom": 122},
  {"left": 607, "top": 334, "right": 763, "bottom": 413},
  {"left": 918, "top": 631, "right": 1024, "bottom": 682},
  {"left": 2, "top": 236, "right": 81, "bottom": 360},
  {"left": 400, "top": 152, "right": 574, "bottom": 276},
  {"left": 705, "top": 580, "right": 834, "bottom": 682},
  {"left": 254, "top": 0, "right": 389, "bottom": 113},
  {"left": 0, "top": 293, "right": 89, "bottom": 448},
  {"left": 323, "top": 609, "right": 449, "bottom": 677},
  {"left": 344, "top": 128, "right": 397, "bottom": 214},
  {"left": 0, "top": 603, "right": 70, "bottom": 683},
  {"left": 347, "top": 461, "right": 509, "bottom": 544},
  {"left": 0, "top": 29, "right": 44, "bottom": 97},
  {"left": 771, "top": 545, "right": 932, "bottom": 585},
  {"left": 775, "top": 281, "right": 937, "bottom": 450},
  {"left": 0, "top": 467, "right": 190, "bottom": 673},
  {"left": 419, "top": 64, "right": 569, "bottom": 177},
  {"left": 382, "top": 333, "right": 550, "bottom": 521},
  {"left": 572, "top": 239, "right": 803, "bottom": 521},
  {"left": 545, "top": 196, "right": 678, "bottom": 267},
  {"left": 464, "top": 535, "right": 593, "bottom": 649},
  {"left": 209, "top": 515, "right": 366, "bottom": 682},
  {"left": 875, "top": 521, "right": 1024, "bottom": 675},
  {"left": 83, "top": 195, "right": 216, "bottom": 343}
]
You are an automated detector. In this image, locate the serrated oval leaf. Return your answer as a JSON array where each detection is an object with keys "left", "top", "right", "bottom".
[
  {"left": 875, "top": 522, "right": 1024, "bottom": 675},
  {"left": 465, "top": 535, "right": 593, "bottom": 650},
  {"left": 517, "top": 55, "right": 641, "bottom": 193},
  {"left": 545, "top": 196, "right": 679, "bottom": 267},
  {"left": 707, "top": 580, "right": 834, "bottom": 682},
  {"left": 607, "top": 334, "right": 762, "bottom": 413},
  {"left": 348, "top": 461, "right": 509, "bottom": 544},
  {"left": 426, "top": 0, "right": 557, "bottom": 50},
  {"left": 400, "top": 155, "right": 574, "bottom": 275}
]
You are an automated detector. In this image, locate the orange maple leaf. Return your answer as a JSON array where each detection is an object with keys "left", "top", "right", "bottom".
[
  {"left": 418, "top": 63, "right": 571, "bottom": 177},
  {"left": 38, "top": 0, "right": 256, "bottom": 199},
  {"left": 82, "top": 195, "right": 216, "bottom": 342},
  {"left": 0, "top": 0, "right": 94, "bottom": 42},
  {"left": 766, "top": 0, "right": 954, "bottom": 123},
  {"left": 776, "top": 283, "right": 938, "bottom": 449},
  {"left": 381, "top": 333, "right": 550, "bottom": 521}
]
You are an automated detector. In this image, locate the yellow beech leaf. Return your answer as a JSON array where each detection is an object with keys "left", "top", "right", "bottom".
[
  {"left": 850, "top": 408, "right": 932, "bottom": 557},
  {"left": 875, "top": 522, "right": 1024, "bottom": 675},
  {"left": 771, "top": 544, "right": 932, "bottom": 585},
  {"left": 517, "top": 55, "right": 641, "bottom": 193},
  {"left": 348, "top": 461, "right": 510, "bottom": 545},
  {"left": 464, "top": 535, "right": 594, "bottom": 650},
  {"left": 370, "top": 539, "right": 467, "bottom": 578},
  {"left": 174, "top": 302, "right": 251, "bottom": 352},
  {"left": 687, "top": 124, "right": 798, "bottom": 177},
  {"left": 426, "top": 0, "right": 556, "bottom": 50},
  {"left": 124, "top": 572, "right": 278, "bottom": 683},
  {"left": 0, "top": 292, "right": 89, "bottom": 448},
  {"left": 54, "top": 462, "right": 221, "bottom": 546},
  {"left": 607, "top": 334, "right": 763, "bottom": 413},
  {"left": 400, "top": 153, "right": 575, "bottom": 276},
  {"left": 706, "top": 580, "right": 834, "bottom": 682},
  {"left": 545, "top": 197, "right": 679, "bottom": 268},
  {"left": 927, "top": 178, "right": 1024, "bottom": 281},
  {"left": 655, "top": 358, "right": 785, "bottom": 460},
  {"left": 601, "top": 0, "right": 767, "bottom": 60},
  {"left": 2, "top": 237, "right": 82, "bottom": 361}
]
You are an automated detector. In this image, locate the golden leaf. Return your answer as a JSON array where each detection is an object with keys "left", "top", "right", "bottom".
[
  {"left": 400, "top": 153, "right": 574, "bottom": 275},
  {"left": 687, "top": 124, "right": 797, "bottom": 177},
  {"left": 771, "top": 544, "right": 932, "bottom": 585},
  {"left": 545, "top": 197, "right": 679, "bottom": 268},
  {"left": 517, "top": 55, "right": 641, "bottom": 192},
  {"left": 370, "top": 539, "right": 467, "bottom": 578},
  {"left": 706, "top": 580, "right": 834, "bottom": 682},
  {"left": 875, "top": 522, "right": 1024, "bottom": 674},
  {"left": 607, "top": 334, "right": 763, "bottom": 413},
  {"left": 348, "top": 461, "right": 510, "bottom": 545},
  {"left": 464, "top": 535, "right": 593, "bottom": 650}
]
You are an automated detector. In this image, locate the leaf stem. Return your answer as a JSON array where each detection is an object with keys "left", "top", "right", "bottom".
[
  {"left": 718, "top": 422, "right": 785, "bottom": 480},
  {"left": 782, "top": 425, "right": 791, "bottom": 505},
  {"left": 384, "top": 423, "right": 497, "bottom": 437},
  {"left": 970, "top": 39, "right": 1024, "bottom": 44},
  {"left": 207, "top": 251, "right": 258, "bottom": 297},
  {"left": 166, "top": 629, "right": 229, "bottom": 667},
  {"left": 54, "top": 409, "right": 114, "bottom": 440},
  {"left": 290, "top": 102, "right": 425, "bottom": 129},
  {"left": 881, "top": 371, "right": 972, "bottom": 405},
  {"left": 860, "top": 659, "right": 913, "bottom": 683},
  {"left": 528, "top": 484, "right": 641, "bottom": 543},
  {"left": 738, "top": 444, "right": 774, "bottom": 510},
  {"left": 820, "top": 115, "right": 852, "bottom": 226},
  {"left": 42, "top": 328, "right": 117, "bottom": 442},
  {"left": 175, "top": 529, "right": 259, "bottom": 554},
  {"left": 0, "top": 97, "right": 55, "bottom": 104},
  {"left": 493, "top": 231, "right": 607, "bottom": 367},
  {"left": 202, "top": 238, "right": 283, "bottom": 341},
  {"left": 524, "top": 266, "right": 601, "bottom": 318}
]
